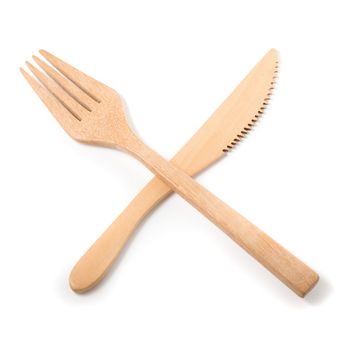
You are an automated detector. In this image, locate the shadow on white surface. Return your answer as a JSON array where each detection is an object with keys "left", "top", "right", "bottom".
[
  {"left": 75, "top": 240, "right": 333, "bottom": 308},
  {"left": 305, "top": 275, "right": 332, "bottom": 305}
]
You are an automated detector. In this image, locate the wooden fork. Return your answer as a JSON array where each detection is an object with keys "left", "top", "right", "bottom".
[{"left": 21, "top": 51, "right": 318, "bottom": 296}]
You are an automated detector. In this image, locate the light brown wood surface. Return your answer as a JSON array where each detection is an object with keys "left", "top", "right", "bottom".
[
  {"left": 68, "top": 49, "right": 289, "bottom": 292},
  {"left": 21, "top": 49, "right": 319, "bottom": 297}
]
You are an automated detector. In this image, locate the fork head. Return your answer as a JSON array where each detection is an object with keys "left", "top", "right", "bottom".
[{"left": 21, "top": 50, "right": 135, "bottom": 148}]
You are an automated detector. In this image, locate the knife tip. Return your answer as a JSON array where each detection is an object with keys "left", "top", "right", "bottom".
[{"left": 269, "top": 48, "right": 278, "bottom": 56}]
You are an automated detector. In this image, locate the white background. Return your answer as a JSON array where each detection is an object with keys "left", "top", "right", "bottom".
[{"left": 0, "top": 0, "right": 349, "bottom": 349}]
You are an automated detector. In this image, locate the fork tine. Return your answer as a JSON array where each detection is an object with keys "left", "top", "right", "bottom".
[
  {"left": 32, "top": 55, "right": 96, "bottom": 112},
  {"left": 26, "top": 61, "right": 87, "bottom": 121},
  {"left": 20, "top": 67, "right": 80, "bottom": 136},
  {"left": 39, "top": 50, "right": 103, "bottom": 103}
]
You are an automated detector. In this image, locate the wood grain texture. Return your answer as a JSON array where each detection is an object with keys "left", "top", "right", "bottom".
[
  {"left": 21, "top": 49, "right": 319, "bottom": 297},
  {"left": 70, "top": 177, "right": 172, "bottom": 292},
  {"left": 128, "top": 136, "right": 319, "bottom": 297},
  {"left": 69, "top": 49, "right": 286, "bottom": 292}
]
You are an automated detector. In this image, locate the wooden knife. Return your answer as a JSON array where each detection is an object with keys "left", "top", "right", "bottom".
[{"left": 70, "top": 49, "right": 318, "bottom": 296}]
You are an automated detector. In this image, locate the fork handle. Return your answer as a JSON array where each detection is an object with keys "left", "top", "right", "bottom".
[
  {"left": 70, "top": 137, "right": 319, "bottom": 296},
  {"left": 125, "top": 138, "right": 318, "bottom": 297}
]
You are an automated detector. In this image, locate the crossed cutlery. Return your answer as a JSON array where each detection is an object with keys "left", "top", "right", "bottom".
[{"left": 21, "top": 49, "right": 318, "bottom": 297}]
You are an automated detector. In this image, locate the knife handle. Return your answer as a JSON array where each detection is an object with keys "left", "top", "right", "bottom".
[
  {"left": 69, "top": 176, "right": 174, "bottom": 293},
  {"left": 70, "top": 128, "right": 215, "bottom": 293},
  {"left": 70, "top": 138, "right": 319, "bottom": 297}
]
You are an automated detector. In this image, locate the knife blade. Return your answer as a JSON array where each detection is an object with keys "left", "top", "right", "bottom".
[{"left": 70, "top": 49, "right": 317, "bottom": 295}]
